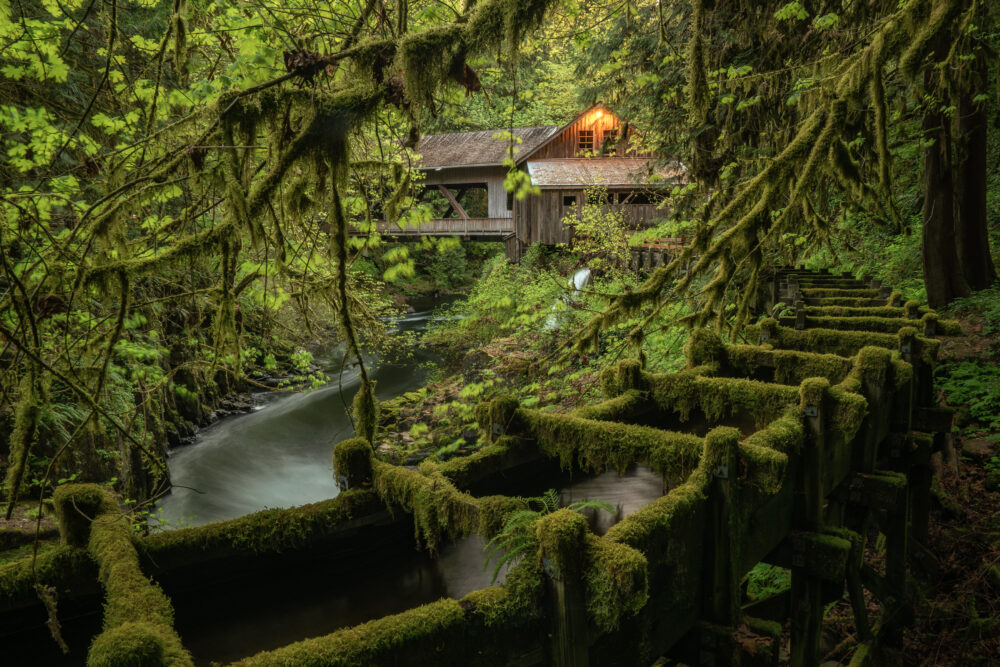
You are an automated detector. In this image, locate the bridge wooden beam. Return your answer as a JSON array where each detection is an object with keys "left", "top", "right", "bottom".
[{"left": 437, "top": 184, "right": 469, "bottom": 219}]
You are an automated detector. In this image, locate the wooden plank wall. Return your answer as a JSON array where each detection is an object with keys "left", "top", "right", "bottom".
[
  {"left": 515, "top": 190, "right": 575, "bottom": 245},
  {"left": 527, "top": 108, "right": 655, "bottom": 160}
]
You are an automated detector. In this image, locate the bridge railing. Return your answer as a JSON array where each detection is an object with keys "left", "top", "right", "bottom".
[{"left": 362, "top": 217, "right": 515, "bottom": 237}]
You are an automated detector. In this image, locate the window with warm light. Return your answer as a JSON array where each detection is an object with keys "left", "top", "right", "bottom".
[{"left": 578, "top": 130, "right": 594, "bottom": 152}]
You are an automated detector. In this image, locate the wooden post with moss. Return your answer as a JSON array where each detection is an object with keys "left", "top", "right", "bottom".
[
  {"left": 53, "top": 483, "right": 109, "bottom": 547},
  {"left": 703, "top": 427, "right": 741, "bottom": 629},
  {"left": 536, "top": 509, "right": 591, "bottom": 667},
  {"left": 333, "top": 437, "right": 373, "bottom": 491},
  {"left": 789, "top": 379, "right": 827, "bottom": 667}
]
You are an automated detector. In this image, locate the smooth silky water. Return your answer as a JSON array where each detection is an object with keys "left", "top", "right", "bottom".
[
  {"left": 155, "top": 308, "right": 443, "bottom": 527},
  {"left": 150, "top": 300, "right": 665, "bottom": 664}
]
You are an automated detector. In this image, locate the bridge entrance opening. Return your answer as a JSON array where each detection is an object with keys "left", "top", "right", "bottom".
[{"left": 420, "top": 182, "right": 489, "bottom": 219}]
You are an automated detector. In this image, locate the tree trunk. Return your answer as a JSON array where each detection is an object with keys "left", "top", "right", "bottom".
[
  {"left": 921, "top": 103, "right": 969, "bottom": 308},
  {"left": 954, "top": 58, "right": 997, "bottom": 291}
]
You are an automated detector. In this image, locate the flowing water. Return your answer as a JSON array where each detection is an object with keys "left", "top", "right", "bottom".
[
  {"left": 170, "top": 466, "right": 664, "bottom": 665},
  {"left": 156, "top": 307, "right": 442, "bottom": 527},
  {"left": 149, "top": 293, "right": 665, "bottom": 664}
]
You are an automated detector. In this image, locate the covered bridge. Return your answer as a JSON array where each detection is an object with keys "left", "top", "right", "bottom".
[{"left": 376, "top": 104, "right": 685, "bottom": 259}]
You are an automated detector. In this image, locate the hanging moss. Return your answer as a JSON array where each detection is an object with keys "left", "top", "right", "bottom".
[
  {"left": 0, "top": 545, "right": 96, "bottom": 604},
  {"left": 351, "top": 383, "right": 379, "bottom": 443},
  {"left": 583, "top": 534, "right": 649, "bottom": 633},
  {"left": 4, "top": 371, "right": 48, "bottom": 517},
  {"left": 397, "top": 25, "right": 465, "bottom": 105},
  {"left": 371, "top": 460, "right": 481, "bottom": 552}
]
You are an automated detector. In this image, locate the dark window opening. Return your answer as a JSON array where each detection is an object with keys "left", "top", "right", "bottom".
[
  {"left": 419, "top": 183, "right": 489, "bottom": 218},
  {"left": 578, "top": 130, "right": 594, "bottom": 152},
  {"left": 626, "top": 192, "right": 652, "bottom": 205},
  {"left": 506, "top": 192, "right": 514, "bottom": 211},
  {"left": 563, "top": 195, "right": 578, "bottom": 207}
]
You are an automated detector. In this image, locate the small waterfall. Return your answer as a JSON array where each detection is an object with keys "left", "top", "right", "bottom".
[
  {"left": 545, "top": 266, "right": 593, "bottom": 330},
  {"left": 570, "top": 267, "right": 592, "bottom": 292}
]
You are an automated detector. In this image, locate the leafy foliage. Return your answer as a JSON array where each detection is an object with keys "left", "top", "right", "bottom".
[{"left": 482, "top": 488, "right": 612, "bottom": 583}]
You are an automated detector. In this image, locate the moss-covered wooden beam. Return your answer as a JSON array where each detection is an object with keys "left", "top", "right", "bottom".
[
  {"left": 0, "top": 545, "right": 97, "bottom": 614},
  {"left": 139, "top": 489, "right": 386, "bottom": 568},
  {"left": 517, "top": 407, "right": 703, "bottom": 477},
  {"left": 749, "top": 319, "right": 940, "bottom": 363},
  {"left": 370, "top": 459, "right": 525, "bottom": 551},
  {"left": 778, "top": 314, "right": 960, "bottom": 336},
  {"left": 233, "top": 560, "right": 547, "bottom": 666},
  {"left": 51, "top": 484, "right": 192, "bottom": 666}
]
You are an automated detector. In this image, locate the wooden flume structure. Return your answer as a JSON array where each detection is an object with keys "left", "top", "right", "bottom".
[{"left": 0, "top": 268, "right": 957, "bottom": 666}]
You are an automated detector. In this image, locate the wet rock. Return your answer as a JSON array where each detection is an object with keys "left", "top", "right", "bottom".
[
  {"left": 462, "top": 348, "right": 493, "bottom": 383},
  {"left": 963, "top": 437, "right": 1000, "bottom": 462}
]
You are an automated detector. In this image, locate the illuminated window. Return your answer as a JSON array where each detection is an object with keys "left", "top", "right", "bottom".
[{"left": 578, "top": 130, "right": 594, "bottom": 152}]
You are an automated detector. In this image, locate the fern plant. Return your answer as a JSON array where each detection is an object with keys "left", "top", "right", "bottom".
[{"left": 482, "top": 489, "right": 613, "bottom": 583}]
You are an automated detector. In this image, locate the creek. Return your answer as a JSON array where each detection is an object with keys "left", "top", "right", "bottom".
[
  {"left": 156, "top": 306, "right": 443, "bottom": 527},
  {"left": 147, "top": 297, "right": 664, "bottom": 664}
]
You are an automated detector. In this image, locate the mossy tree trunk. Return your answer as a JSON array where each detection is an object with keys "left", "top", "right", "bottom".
[
  {"left": 954, "top": 55, "right": 996, "bottom": 291},
  {"left": 921, "top": 55, "right": 970, "bottom": 308}
]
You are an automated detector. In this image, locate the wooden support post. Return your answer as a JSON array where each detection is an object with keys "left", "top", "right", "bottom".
[
  {"left": 794, "top": 306, "right": 806, "bottom": 330},
  {"left": 909, "top": 441, "right": 932, "bottom": 546},
  {"left": 537, "top": 510, "right": 591, "bottom": 667},
  {"left": 790, "top": 380, "right": 826, "bottom": 667},
  {"left": 882, "top": 490, "right": 910, "bottom": 649},
  {"left": 332, "top": 437, "right": 373, "bottom": 491},
  {"left": 704, "top": 427, "right": 741, "bottom": 627}
]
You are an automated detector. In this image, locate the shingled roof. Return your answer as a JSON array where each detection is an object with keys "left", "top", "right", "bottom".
[{"left": 416, "top": 126, "right": 557, "bottom": 169}]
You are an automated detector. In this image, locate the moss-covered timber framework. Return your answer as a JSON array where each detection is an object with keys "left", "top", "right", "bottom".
[{"left": 1, "top": 270, "right": 952, "bottom": 666}]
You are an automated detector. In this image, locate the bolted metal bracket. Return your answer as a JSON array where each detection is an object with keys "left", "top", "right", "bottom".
[
  {"left": 714, "top": 465, "right": 729, "bottom": 479},
  {"left": 900, "top": 342, "right": 912, "bottom": 355},
  {"left": 804, "top": 405, "right": 819, "bottom": 418},
  {"left": 492, "top": 422, "right": 504, "bottom": 436}
]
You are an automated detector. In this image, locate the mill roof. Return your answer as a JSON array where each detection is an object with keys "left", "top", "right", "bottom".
[
  {"left": 416, "top": 126, "right": 558, "bottom": 169},
  {"left": 525, "top": 158, "right": 686, "bottom": 188}
]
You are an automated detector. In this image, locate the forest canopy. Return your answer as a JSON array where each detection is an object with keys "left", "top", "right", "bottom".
[{"left": 0, "top": 0, "right": 997, "bottom": 512}]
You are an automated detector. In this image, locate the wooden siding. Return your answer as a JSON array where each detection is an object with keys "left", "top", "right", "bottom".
[
  {"left": 421, "top": 166, "right": 511, "bottom": 219},
  {"left": 515, "top": 190, "right": 574, "bottom": 245},
  {"left": 523, "top": 107, "right": 655, "bottom": 161}
]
